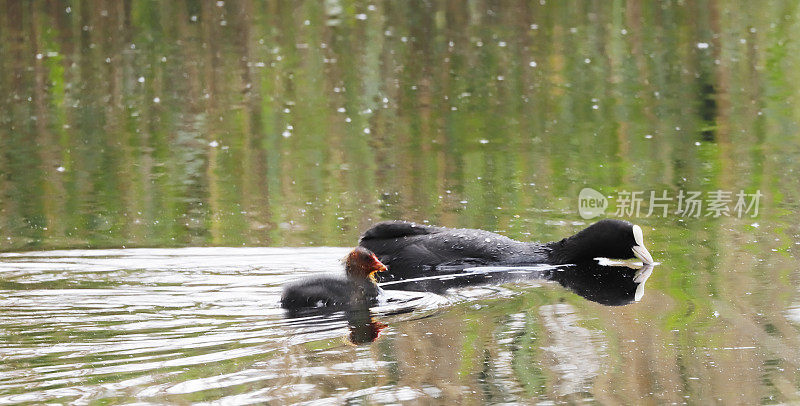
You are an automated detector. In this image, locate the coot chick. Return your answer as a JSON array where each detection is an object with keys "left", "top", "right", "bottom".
[
  {"left": 280, "top": 247, "right": 387, "bottom": 309},
  {"left": 359, "top": 219, "right": 654, "bottom": 281}
]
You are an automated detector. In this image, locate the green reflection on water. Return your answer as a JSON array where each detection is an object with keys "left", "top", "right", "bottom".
[{"left": 3, "top": 0, "right": 795, "bottom": 251}]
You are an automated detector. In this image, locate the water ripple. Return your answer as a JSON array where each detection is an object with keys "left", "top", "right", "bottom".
[{"left": 0, "top": 247, "right": 458, "bottom": 404}]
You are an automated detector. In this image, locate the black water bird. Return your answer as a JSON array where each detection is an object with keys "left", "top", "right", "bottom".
[
  {"left": 280, "top": 247, "right": 387, "bottom": 310},
  {"left": 359, "top": 219, "right": 654, "bottom": 281}
]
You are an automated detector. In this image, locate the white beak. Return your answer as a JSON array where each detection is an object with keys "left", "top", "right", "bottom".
[{"left": 632, "top": 245, "right": 654, "bottom": 264}]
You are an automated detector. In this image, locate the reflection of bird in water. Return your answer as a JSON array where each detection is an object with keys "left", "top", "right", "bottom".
[
  {"left": 549, "top": 261, "right": 654, "bottom": 306},
  {"left": 280, "top": 247, "right": 387, "bottom": 310},
  {"left": 380, "top": 260, "right": 657, "bottom": 306},
  {"left": 346, "top": 304, "right": 387, "bottom": 345},
  {"left": 280, "top": 302, "right": 388, "bottom": 345},
  {"left": 359, "top": 219, "right": 654, "bottom": 282}
]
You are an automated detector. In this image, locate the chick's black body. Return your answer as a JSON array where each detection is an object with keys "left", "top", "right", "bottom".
[{"left": 280, "top": 276, "right": 380, "bottom": 309}]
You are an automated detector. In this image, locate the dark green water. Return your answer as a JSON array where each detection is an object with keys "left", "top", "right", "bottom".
[{"left": 1, "top": 1, "right": 800, "bottom": 404}]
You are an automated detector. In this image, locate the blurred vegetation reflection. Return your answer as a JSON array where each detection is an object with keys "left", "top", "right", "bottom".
[{"left": 0, "top": 0, "right": 797, "bottom": 253}]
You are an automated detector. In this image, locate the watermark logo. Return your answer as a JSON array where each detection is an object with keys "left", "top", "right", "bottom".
[
  {"left": 578, "top": 188, "right": 608, "bottom": 219},
  {"left": 577, "top": 189, "right": 762, "bottom": 218}
]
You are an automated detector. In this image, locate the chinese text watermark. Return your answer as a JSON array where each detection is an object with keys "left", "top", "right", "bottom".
[{"left": 578, "top": 188, "right": 762, "bottom": 219}]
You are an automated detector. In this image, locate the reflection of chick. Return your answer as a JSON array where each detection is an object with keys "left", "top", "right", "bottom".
[
  {"left": 347, "top": 312, "right": 387, "bottom": 345},
  {"left": 280, "top": 247, "right": 387, "bottom": 309}
]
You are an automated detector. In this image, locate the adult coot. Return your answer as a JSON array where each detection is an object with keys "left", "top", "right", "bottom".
[
  {"left": 280, "top": 247, "right": 387, "bottom": 309},
  {"left": 359, "top": 219, "right": 654, "bottom": 281}
]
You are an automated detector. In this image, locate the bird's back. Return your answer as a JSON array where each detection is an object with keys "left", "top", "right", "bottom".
[{"left": 359, "top": 221, "right": 547, "bottom": 280}]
